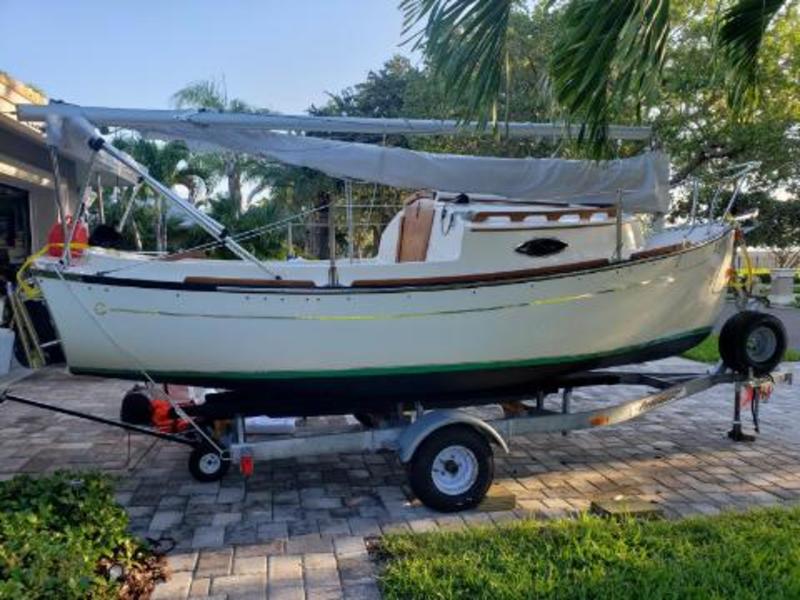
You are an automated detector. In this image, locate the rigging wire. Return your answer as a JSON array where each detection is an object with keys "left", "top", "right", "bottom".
[
  {"left": 48, "top": 260, "right": 225, "bottom": 454},
  {"left": 95, "top": 200, "right": 337, "bottom": 277}
]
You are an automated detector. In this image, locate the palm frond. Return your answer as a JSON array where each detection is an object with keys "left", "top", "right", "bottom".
[
  {"left": 400, "top": 0, "right": 514, "bottom": 126},
  {"left": 172, "top": 80, "right": 228, "bottom": 110},
  {"left": 718, "top": 0, "right": 787, "bottom": 110},
  {"left": 550, "top": 0, "right": 670, "bottom": 153}
]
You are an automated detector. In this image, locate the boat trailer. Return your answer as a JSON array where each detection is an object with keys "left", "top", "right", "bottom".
[{"left": 0, "top": 366, "right": 791, "bottom": 512}]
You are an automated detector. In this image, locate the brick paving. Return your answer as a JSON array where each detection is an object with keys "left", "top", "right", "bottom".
[{"left": 0, "top": 358, "right": 798, "bottom": 599}]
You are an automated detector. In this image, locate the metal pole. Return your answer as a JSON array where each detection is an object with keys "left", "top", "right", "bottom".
[
  {"left": 65, "top": 151, "right": 98, "bottom": 262},
  {"left": 729, "top": 381, "right": 743, "bottom": 440},
  {"left": 17, "top": 104, "right": 655, "bottom": 141},
  {"left": 0, "top": 393, "right": 196, "bottom": 446},
  {"left": 101, "top": 142, "right": 220, "bottom": 234},
  {"left": 96, "top": 139, "right": 278, "bottom": 277},
  {"left": 722, "top": 176, "right": 745, "bottom": 218},
  {"left": 287, "top": 223, "right": 293, "bottom": 258},
  {"left": 328, "top": 199, "right": 338, "bottom": 286},
  {"left": 614, "top": 190, "right": 624, "bottom": 262},
  {"left": 97, "top": 173, "right": 105, "bottom": 224},
  {"left": 47, "top": 145, "right": 69, "bottom": 264},
  {"left": 345, "top": 179, "right": 354, "bottom": 261},
  {"left": 117, "top": 180, "right": 143, "bottom": 233}
]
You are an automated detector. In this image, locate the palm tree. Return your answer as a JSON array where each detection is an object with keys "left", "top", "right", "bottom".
[
  {"left": 172, "top": 79, "right": 266, "bottom": 216},
  {"left": 112, "top": 137, "right": 209, "bottom": 251},
  {"left": 400, "top": 0, "right": 794, "bottom": 150}
]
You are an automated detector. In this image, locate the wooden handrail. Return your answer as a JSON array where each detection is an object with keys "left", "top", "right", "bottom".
[{"left": 471, "top": 207, "right": 617, "bottom": 223}]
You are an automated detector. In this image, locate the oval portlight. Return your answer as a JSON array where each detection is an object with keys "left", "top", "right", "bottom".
[{"left": 514, "top": 238, "right": 568, "bottom": 257}]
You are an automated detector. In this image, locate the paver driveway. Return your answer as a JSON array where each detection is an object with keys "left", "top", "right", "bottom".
[{"left": 0, "top": 357, "right": 798, "bottom": 599}]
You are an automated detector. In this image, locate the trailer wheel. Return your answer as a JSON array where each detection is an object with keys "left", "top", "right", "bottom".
[
  {"left": 407, "top": 425, "right": 493, "bottom": 512},
  {"left": 719, "top": 311, "right": 787, "bottom": 375},
  {"left": 188, "top": 445, "right": 230, "bottom": 482}
]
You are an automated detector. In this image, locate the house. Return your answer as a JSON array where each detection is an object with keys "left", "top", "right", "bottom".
[
  {"left": 0, "top": 72, "right": 70, "bottom": 271},
  {"left": 0, "top": 71, "right": 135, "bottom": 281}
]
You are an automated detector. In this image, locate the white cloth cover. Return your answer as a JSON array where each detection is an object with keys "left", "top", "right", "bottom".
[
  {"left": 35, "top": 107, "right": 671, "bottom": 213},
  {"left": 44, "top": 114, "right": 139, "bottom": 185},
  {"left": 133, "top": 124, "right": 670, "bottom": 212}
]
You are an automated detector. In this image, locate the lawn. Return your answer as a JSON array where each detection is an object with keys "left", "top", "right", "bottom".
[
  {"left": 0, "top": 472, "right": 166, "bottom": 599},
  {"left": 380, "top": 507, "right": 800, "bottom": 600},
  {"left": 681, "top": 334, "right": 800, "bottom": 363}
]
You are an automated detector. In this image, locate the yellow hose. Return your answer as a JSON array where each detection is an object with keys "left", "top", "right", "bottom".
[
  {"left": 739, "top": 236, "right": 755, "bottom": 295},
  {"left": 16, "top": 243, "right": 90, "bottom": 300},
  {"left": 727, "top": 225, "right": 754, "bottom": 295}
]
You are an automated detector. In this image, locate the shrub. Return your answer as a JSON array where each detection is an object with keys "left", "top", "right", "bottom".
[{"left": 0, "top": 472, "right": 165, "bottom": 599}]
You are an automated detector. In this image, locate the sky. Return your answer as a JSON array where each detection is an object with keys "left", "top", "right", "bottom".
[{"left": 1, "top": 1, "right": 419, "bottom": 114}]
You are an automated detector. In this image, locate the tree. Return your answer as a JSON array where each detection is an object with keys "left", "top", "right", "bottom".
[
  {"left": 730, "top": 191, "right": 800, "bottom": 268},
  {"left": 400, "top": 0, "right": 797, "bottom": 151},
  {"left": 107, "top": 137, "right": 209, "bottom": 251},
  {"left": 172, "top": 79, "right": 268, "bottom": 217},
  {"left": 756, "top": 199, "right": 800, "bottom": 268},
  {"left": 652, "top": 2, "right": 800, "bottom": 189}
]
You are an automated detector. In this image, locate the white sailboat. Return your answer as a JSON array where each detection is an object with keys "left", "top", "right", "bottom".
[{"left": 16, "top": 104, "right": 741, "bottom": 416}]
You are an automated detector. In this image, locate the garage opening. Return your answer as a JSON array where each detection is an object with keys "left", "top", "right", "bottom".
[{"left": 0, "top": 182, "right": 31, "bottom": 279}]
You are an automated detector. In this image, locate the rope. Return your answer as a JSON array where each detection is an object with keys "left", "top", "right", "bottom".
[
  {"left": 16, "top": 243, "right": 89, "bottom": 300},
  {"left": 193, "top": 201, "right": 335, "bottom": 249},
  {"left": 50, "top": 262, "right": 225, "bottom": 454},
  {"left": 18, "top": 245, "right": 225, "bottom": 455}
]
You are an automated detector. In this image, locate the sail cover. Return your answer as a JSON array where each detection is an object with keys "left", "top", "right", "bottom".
[{"left": 18, "top": 104, "right": 671, "bottom": 213}]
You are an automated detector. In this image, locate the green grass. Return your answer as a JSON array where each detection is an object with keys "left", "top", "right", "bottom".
[
  {"left": 0, "top": 472, "right": 165, "bottom": 599},
  {"left": 380, "top": 507, "right": 800, "bottom": 600},
  {"left": 681, "top": 334, "right": 800, "bottom": 363}
]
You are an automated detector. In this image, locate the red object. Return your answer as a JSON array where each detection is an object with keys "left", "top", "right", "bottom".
[
  {"left": 47, "top": 217, "right": 88, "bottom": 257},
  {"left": 740, "top": 385, "right": 755, "bottom": 408},
  {"left": 240, "top": 454, "right": 254, "bottom": 477},
  {"left": 150, "top": 398, "right": 191, "bottom": 433}
]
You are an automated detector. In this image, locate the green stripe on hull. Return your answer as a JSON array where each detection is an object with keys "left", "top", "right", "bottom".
[{"left": 71, "top": 326, "right": 711, "bottom": 382}]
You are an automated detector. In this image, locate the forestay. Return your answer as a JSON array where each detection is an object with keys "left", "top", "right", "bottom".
[{"left": 18, "top": 103, "right": 671, "bottom": 213}]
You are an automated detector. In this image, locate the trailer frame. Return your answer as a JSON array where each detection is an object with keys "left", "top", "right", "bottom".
[{"left": 0, "top": 366, "right": 792, "bottom": 512}]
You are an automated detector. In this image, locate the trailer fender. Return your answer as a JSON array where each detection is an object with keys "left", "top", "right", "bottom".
[{"left": 396, "top": 410, "right": 509, "bottom": 464}]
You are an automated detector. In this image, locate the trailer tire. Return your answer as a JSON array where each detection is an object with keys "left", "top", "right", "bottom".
[
  {"left": 188, "top": 445, "right": 230, "bottom": 482},
  {"left": 407, "top": 425, "right": 493, "bottom": 512},
  {"left": 719, "top": 311, "right": 787, "bottom": 375}
]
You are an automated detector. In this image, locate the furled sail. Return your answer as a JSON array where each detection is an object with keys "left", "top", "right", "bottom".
[{"left": 18, "top": 103, "right": 671, "bottom": 213}]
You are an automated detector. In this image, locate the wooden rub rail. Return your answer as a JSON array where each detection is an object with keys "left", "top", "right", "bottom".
[
  {"left": 629, "top": 242, "right": 688, "bottom": 261},
  {"left": 351, "top": 258, "right": 611, "bottom": 288},
  {"left": 184, "top": 276, "right": 315, "bottom": 288}
]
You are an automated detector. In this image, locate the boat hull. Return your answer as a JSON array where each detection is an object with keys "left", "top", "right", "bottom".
[
  {"left": 34, "top": 230, "right": 734, "bottom": 415},
  {"left": 142, "top": 327, "right": 711, "bottom": 416}
]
